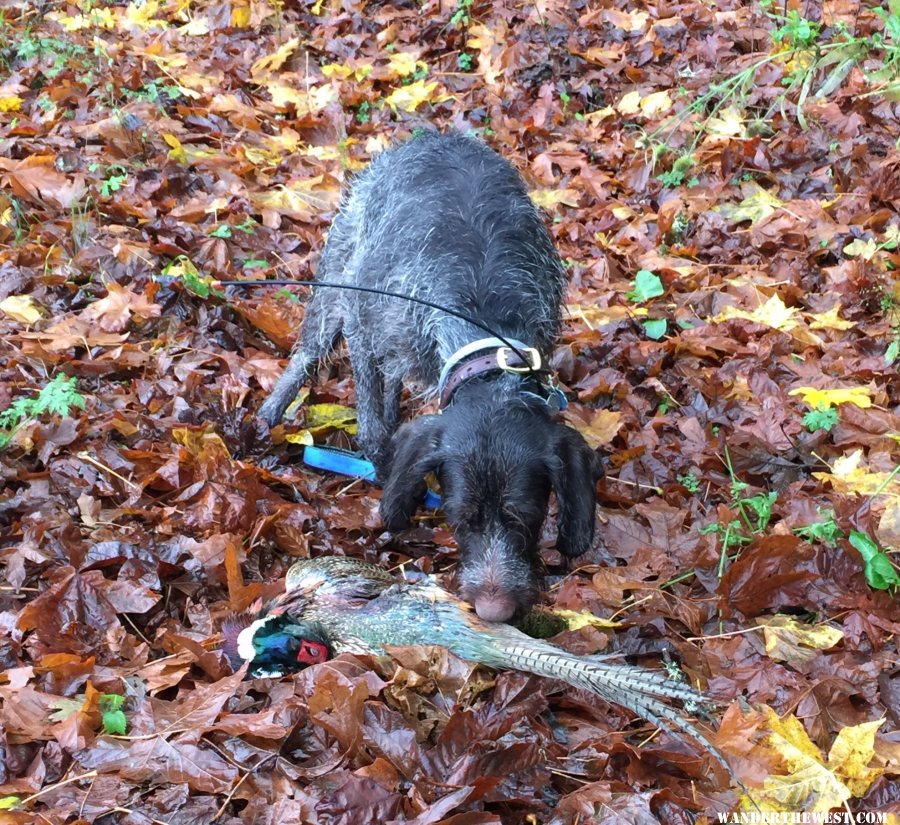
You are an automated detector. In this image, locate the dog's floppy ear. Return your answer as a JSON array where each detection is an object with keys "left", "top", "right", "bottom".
[
  {"left": 546, "top": 424, "right": 601, "bottom": 557},
  {"left": 380, "top": 415, "right": 444, "bottom": 531}
]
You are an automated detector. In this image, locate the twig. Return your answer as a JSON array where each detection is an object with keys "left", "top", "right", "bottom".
[
  {"left": 76, "top": 451, "right": 140, "bottom": 491},
  {"left": 213, "top": 753, "right": 278, "bottom": 820},
  {"left": 18, "top": 770, "right": 98, "bottom": 806}
]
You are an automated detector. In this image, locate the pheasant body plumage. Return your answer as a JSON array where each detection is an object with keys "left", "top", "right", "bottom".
[{"left": 236, "top": 556, "right": 728, "bottom": 772}]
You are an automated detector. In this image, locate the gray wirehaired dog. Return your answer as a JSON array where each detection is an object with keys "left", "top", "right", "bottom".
[{"left": 259, "top": 132, "right": 600, "bottom": 622}]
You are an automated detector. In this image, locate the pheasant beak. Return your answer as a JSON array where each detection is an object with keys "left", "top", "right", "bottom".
[{"left": 297, "top": 639, "right": 329, "bottom": 665}]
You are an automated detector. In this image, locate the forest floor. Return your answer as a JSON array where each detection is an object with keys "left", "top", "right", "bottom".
[{"left": 1, "top": 0, "right": 899, "bottom": 822}]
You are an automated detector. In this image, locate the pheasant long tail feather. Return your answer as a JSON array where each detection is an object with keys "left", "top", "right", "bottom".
[{"left": 493, "top": 641, "right": 732, "bottom": 775}]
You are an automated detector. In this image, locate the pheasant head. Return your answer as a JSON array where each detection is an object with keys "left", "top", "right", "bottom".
[{"left": 235, "top": 614, "right": 330, "bottom": 679}]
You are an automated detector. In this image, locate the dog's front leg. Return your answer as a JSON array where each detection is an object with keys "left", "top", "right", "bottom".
[{"left": 345, "top": 322, "right": 392, "bottom": 478}]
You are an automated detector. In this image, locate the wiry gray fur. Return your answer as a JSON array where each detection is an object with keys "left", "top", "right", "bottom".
[{"left": 259, "top": 132, "right": 601, "bottom": 622}]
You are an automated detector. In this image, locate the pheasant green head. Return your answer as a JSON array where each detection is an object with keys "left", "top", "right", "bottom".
[{"left": 235, "top": 614, "right": 330, "bottom": 678}]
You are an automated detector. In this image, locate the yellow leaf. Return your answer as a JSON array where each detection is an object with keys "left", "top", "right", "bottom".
[
  {"left": 616, "top": 90, "right": 641, "bottom": 115},
  {"left": 788, "top": 386, "right": 873, "bottom": 409},
  {"left": 808, "top": 305, "right": 855, "bottom": 331},
  {"left": 842, "top": 237, "right": 879, "bottom": 260},
  {"left": 172, "top": 429, "right": 231, "bottom": 461},
  {"left": 0, "top": 96, "right": 23, "bottom": 112},
  {"left": 568, "top": 409, "right": 623, "bottom": 450},
  {"left": 566, "top": 304, "right": 648, "bottom": 326},
  {"left": 231, "top": 5, "right": 251, "bottom": 27},
  {"left": 311, "top": 0, "right": 325, "bottom": 13},
  {"left": 711, "top": 293, "right": 798, "bottom": 331},
  {"left": 161, "top": 255, "right": 201, "bottom": 280},
  {"left": 180, "top": 16, "right": 209, "bottom": 35},
  {"left": 704, "top": 105, "right": 746, "bottom": 137},
  {"left": 547, "top": 607, "right": 620, "bottom": 630},
  {"left": 582, "top": 48, "right": 621, "bottom": 66},
  {"left": 715, "top": 185, "right": 783, "bottom": 224},
  {"left": 304, "top": 403, "right": 357, "bottom": 436},
  {"left": 321, "top": 62, "right": 372, "bottom": 81},
  {"left": 639, "top": 90, "right": 672, "bottom": 116},
  {"left": 383, "top": 79, "right": 450, "bottom": 113},
  {"left": 266, "top": 82, "right": 336, "bottom": 114},
  {"left": 583, "top": 105, "right": 615, "bottom": 124},
  {"left": 121, "top": 0, "right": 167, "bottom": 30},
  {"left": 812, "top": 449, "right": 900, "bottom": 496},
  {"left": 284, "top": 430, "right": 314, "bottom": 446},
  {"left": 0, "top": 295, "right": 44, "bottom": 324},
  {"left": 162, "top": 133, "right": 187, "bottom": 164},
  {"left": 48, "top": 7, "right": 116, "bottom": 30},
  {"left": 250, "top": 38, "right": 300, "bottom": 79},
  {"left": 758, "top": 615, "right": 843, "bottom": 665},
  {"left": 387, "top": 52, "right": 426, "bottom": 79},
  {"left": 829, "top": 719, "right": 883, "bottom": 797},
  {"left": 251, "top": 177, "right": 340, "bottom": 218},
  {"left": 741, "top": 707, "right": 851, "bottom": 813},
  {"left": 529, "top": 188, "right": 580, "bottom": 210},
  {"left": 610, "top": 205, "right": 636, "bottom": 220},
  {"left": 320, "top": 63, "right": 353, "bottom": 79}
]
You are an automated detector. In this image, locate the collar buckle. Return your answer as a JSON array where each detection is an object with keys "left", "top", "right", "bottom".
[{"left": 496, "top": 346, "right": 541, "bottom": 373}]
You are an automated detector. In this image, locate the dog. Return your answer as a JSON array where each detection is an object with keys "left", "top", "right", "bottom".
[{"left": 258, "top": 132, "right": 601, "bottom": 622}]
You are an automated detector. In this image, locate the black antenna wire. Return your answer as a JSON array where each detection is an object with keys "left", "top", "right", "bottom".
[{"left": 211, "top": 277, "right": 538, "bottom": 370}]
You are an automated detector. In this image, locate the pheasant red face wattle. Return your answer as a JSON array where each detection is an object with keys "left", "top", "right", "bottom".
[{"left": 297, "top": 639, "right": 329, "bottom": 665}]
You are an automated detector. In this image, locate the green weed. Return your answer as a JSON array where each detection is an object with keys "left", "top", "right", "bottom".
[{"left": 0, "top": 374, "right": 86, "bottom": 448}]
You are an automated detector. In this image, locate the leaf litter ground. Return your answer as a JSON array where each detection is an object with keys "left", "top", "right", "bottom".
[{"left": 0, "top": 0, "right": 899, "bottom": 822}]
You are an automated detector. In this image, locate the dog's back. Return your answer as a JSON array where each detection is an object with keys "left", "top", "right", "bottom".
[{"left": 325, "top": 132, "right": 566, "bottom": 385}]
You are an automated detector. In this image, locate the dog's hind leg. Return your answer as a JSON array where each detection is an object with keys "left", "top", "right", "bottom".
[
  {"left": 258, "top": 217, "right": 355, "bottom": 426},
  {"left": 257, "top": 291, "right": 343, "bottom": 425}
]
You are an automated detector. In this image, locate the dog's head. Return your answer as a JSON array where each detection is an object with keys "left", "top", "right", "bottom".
[{"left": 380, "top": 398, "right": 601, "bottom": 622}]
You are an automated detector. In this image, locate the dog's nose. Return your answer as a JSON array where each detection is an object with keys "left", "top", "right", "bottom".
[{"left": 474, "top": 592, "right": 517, "bottom": 623}]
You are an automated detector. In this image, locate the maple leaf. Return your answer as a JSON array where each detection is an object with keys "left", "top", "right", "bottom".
[
  {"left": 788, "top": 386, "right": 873, "bottom": 409},
  {"left": 0, "top": 295, "right": 44, "bottom": 324},
  {"left": 757, "top": 615, "right": 843, "bottom": 664},
  {"left": 80, "top": 283, "right": 161, "bottom": 332},
  {"left": 250, "top": 37, "right": 301, "bottom": 79},
  {"left": 711, "top": 293, "right": 798, "bottom": 330},
  {"left": 715, "top": 186, "right": 784, "bottom": 225},
  {"left": 383, "top": 80, "right": 451, "bottom": 113},
  {"left": 808, "top": 305, "right": 855, "bottom": 330},
  {"left": 813, "top": 449, "right": 900, "bottom": 496},
  {"left": 529, "top": 188, "right": 580, "bottom": 209}
]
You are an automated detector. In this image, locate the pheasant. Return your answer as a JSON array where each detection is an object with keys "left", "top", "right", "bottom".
[{"left": 230, "top": 556, "right": 729, "bottom": 774}]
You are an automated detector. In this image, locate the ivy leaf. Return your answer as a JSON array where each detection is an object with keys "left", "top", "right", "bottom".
[
  {"left": 849, "top": 531, "right": 900, "bottom": 590},
  {"left": 627, "top": 270, "right": 664, "bottom": 302},
  {"left": 643, "top": 318, "right": 667, "bottom": 339}
]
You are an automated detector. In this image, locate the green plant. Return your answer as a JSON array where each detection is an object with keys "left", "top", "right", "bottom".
[
  {"left": 849, "top": 531, "right": 900, "bottom": 591},
  {"left": 11, "top": 32, "right": 87, "bottom": 79},
  {"left": 450, "top": 0, "right": 473, "bottom": 27},
  {"left": 0, "top": 374, "right": 86, "bottom": 448},
  {"left": 209, "top": 218, "right": 257, "bottom": 239},
  {"left": 356, "top": 100, "right": 371, "bottom": 123},
  {"left": 699, "top": 447, "right": 778, "bottom": 570},
  {"left": 658, "top": 153, "right": 694, "bottom": 187},
  {"left": 794, "top": 512, "right": 843, "bottom": 545},
  {"left": 457, "top": 52, "right": 473, "bottom": 71},
  {"left": 802, "top": 404, "right": 840, "bottom": 433},
  {"left": 678, "top": 472, "right": 701, "bottom": 493},
  {"left": 99, "top": 693, "right": 127, "bottom": 735},
  {"left": 771, "top": 10, "right": 821, "bottom": 49}
]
